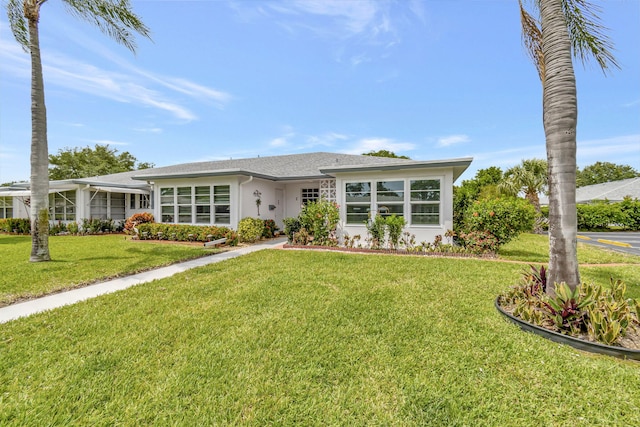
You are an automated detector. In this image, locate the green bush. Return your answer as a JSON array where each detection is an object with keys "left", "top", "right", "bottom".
[
  {"left": 0, "top": 218, "right": 31, "bottom": 234},
  {"left": 124, "top": 212, "right": 155, "bottom": 233},
  {"left": 298, "top": 199, "right": 340, "bottom": 246},
  {"left": 237, "top": 217, "right": 265, "bottom": 243},
  {"left": 366, "top": 214, "right": 387, "bottom": 249},
  {"left": 262, "top": 219, "right": 278, "bottom": 238},
  {"left": 620, "top": 197, "right": 640, "bottom": 230},
  {"left": 385, "top": 215, "right": 406, "bottom": 250},
  {"left": 462, "top": 197, "right": 535, "bottom": 248},
  {"left": 576, "top": 202, "right": 625, "bottom": 230},
  {"left": 136, "top": 223, "right": 237, "bottom": 245},
  {"left": 283, "top": 217, "right": 301, "bottom": 243}
]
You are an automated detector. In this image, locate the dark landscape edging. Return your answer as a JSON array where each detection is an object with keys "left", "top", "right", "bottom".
[{"left": 495, "top": 298, "right": 640, "bottom": 361}]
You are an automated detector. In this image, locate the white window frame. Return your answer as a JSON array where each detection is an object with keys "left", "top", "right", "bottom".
[
  {"left": 301, "top": 188, "right": 320, "bottom": 205},
  {"left": 345, "top": 181, "right": 372, "bottom": 225},
  {"left": 159, "top": 185, "right": 231, "bottom": 225},
  {"left": 0, "top": 196, "right": 13, "bottom": 219},
  {"left": 50, "top": 191, "right": 76, "bottom": 221},
  {"left": 344, "top": 177, "right": 442, "bottom": 227}
]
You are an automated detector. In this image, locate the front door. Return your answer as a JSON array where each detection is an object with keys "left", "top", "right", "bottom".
[{"left": 275, "top": 189, "right": 284, "bottom": 230}]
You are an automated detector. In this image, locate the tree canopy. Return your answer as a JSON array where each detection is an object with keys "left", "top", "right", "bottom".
[
  {"left": 362, "top": 150, "right": 410, "bottom": 159},
  {"left": 576, "top": 161, "right": 639, "bottom": 187},
  {"left": 49, "top": 145, "right": 154, "bottom": 180}
]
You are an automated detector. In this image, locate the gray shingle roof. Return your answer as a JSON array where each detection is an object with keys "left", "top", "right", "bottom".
[
  {"left": 539, "top": 177, "right": 640, "bottom": 205},
  {"left": 575, "top": 177, "right": 640, "bottom": 203},
  {"left": 130, "top": 152, "right": 472, "bottom": 181}
]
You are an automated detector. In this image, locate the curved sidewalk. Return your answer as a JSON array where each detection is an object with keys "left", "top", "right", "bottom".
[{"left": 0, "top": 238, "right": 286, "bottom": 325}]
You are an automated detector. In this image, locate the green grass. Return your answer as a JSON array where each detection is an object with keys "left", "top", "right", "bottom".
[
  {"left": 0, "top": 234, "right": 213, "bottom": 305},
  {"left": 499, "top": 233, "right": 640, "bottom": 265},
  {"left": 1, "top": 248, "right": 640, "bottom": 426}
]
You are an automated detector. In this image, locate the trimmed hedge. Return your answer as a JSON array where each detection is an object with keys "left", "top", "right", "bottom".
[
  {"left": 136, "top": 223, "right": 238, "bottom": 246},
  {"left": 541, "top": 198, "right": 640, "bottom": 231},
  {"left": 0, "top": 218, "right": 30, "bottom": 234}
]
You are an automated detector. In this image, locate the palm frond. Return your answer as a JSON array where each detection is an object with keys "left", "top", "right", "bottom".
[
  {"left": 561, "top": 0, "right": 619, "bottom": 73},
  {"left": 519, "top": 0, "right": 544, "bottom": 82},
  {"left": 7, "top": 0, "right": 30, "bottom": 51},
  {"left": 62, "top": 0, "right": 151, "bottom": 53}
]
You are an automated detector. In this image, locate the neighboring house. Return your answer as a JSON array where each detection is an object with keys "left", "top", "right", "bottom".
[
  {"left": 0, "top": 152, "right": 472, "bottom": 243},
  {"left": 539, "top": 177, "right": 640, "bottom": 205}
]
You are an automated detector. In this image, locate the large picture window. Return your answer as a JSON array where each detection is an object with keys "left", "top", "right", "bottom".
[
  {"left": 160, "top": 185, "right": 230, "bottom": 225},
  {"left": 344, "top": 178, "right": 441, "bottom": 226},
  {"left": 345, "top": 182, "right": 371, "bottom": 224},
  {"left": 0, "top": 197, "right": 13, "bottom": 219},
  {"left": 410, "top": 179, "right": 440, "bottom": 225},
  {"left": 49, "top": 191, "right": 76, "bottom": 221}
]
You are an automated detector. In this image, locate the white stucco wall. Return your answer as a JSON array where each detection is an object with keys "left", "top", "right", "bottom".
[{"left": 334, "top": 167, "right": 455, "bottom": 245}]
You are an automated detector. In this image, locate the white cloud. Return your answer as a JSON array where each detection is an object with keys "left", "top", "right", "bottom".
[
  {"left": 577, "top": 134, "right": 640, "bottom": 164},
  {"left": 340, "top": 137, "right": 416, "bottom": 155},
  {"left": 437, "top": 134, "right": 471, "bottom": 147},
  {"left": 0, "top": 25, "right": 231, "bottom": 122}
]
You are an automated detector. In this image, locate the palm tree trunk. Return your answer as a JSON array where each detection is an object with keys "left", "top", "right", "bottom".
[
  {"left": 541, "top": 0, "right": 579, "bottom": 292},
  {"left": 27, "top": 7, "right": 51, "bottom": 262}
]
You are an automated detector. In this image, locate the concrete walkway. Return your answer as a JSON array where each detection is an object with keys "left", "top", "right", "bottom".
[{"left": 0, "top": 238, "right": 286, "bottom": 324}]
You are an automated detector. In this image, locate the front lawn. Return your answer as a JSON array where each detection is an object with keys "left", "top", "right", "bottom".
[
  {"left": 1, "top": 249, "right": 639, "bottom": 425},
  {"left": 0, "top": 234, "right": 213, "bottom": 305}
]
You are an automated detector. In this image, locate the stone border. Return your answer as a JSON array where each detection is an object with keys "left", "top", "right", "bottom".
[{"left": 495, "top": 298, "right": 640, "bottom": 361}]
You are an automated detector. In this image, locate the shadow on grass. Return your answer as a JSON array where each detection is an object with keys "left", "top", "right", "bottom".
[
  {"left": 498, "top": 248, "right": 549, "bottom": 263},
  {"left": 0, "top": 236, "right": 30, "bottom": 245}
]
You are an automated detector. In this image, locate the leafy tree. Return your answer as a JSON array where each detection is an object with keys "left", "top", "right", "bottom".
[
  {"left": 6, "top": 0, "right": 150, "bottom": 262},
  {"left": 576, "top": 162, "right": 639, "bottom": 187},
  {"left": 453, "top": 167, "right": 504, "bottom": 232},
  {"left": 520, "top": 0, "right": 618, "bottom": 292},
  {"left": 49, "top": 145, "right": 154, "bottom": 180},
  {"left": 362, "top": 150, "right": 410, "bottom": 159}
]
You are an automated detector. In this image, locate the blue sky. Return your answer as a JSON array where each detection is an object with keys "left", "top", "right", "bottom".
[{"left": 1, "top": 0, "right": 638, "bottom": 184}]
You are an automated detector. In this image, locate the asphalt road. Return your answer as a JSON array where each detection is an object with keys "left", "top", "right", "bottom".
[{"left": 577, "top": 232, "right": 640, "bottom": 257}]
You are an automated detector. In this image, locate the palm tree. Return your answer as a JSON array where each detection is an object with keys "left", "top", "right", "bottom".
[
  {"left": 6, "top": 0, "right": 150, "bottom": 261},
  {"left": 500, "top": 158, "right": 548, "bottom": 214},
  {"left": 519, "top": 0, "right": 618, "bottom": 292}
]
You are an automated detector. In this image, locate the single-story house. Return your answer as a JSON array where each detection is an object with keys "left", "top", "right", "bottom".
[
  {"left": 539, "top": 177, "right": 640, "bottom": 205},
  {"left": 0, "top": 152, "right": 472, "bottom": 243}
]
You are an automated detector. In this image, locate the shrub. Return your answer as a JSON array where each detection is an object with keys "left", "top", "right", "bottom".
[
  {"left": 499, "top": 269, "right": 640, "bottom": 347},
  {"left": 49, "top": 221, "right": 68, "bottom": 235},
  {"left": 0, "top": 218, "right": 31, "bottom": 234},
  {"left": 262, "top": 219, "right": 278, "bottom": 238},
  {"left": 457, "top": 230, "right": 500, "bottom": 254},
  {"left": 124, "top": 212, "right": 155, "bottom": 234},
  {"left": 135, "top": 223, "right": 237, "bottom": 245},
  {"left": 81, "top": 218, "right": 119, "bottom": 234},
  {"left": 237, "top": 217, "right": 265, "bottom": 243},
  {"left": 366, "top": 214, "right": 387, "bottom": 249},
  {"left": 619, "top": 197, "right": 640, "bottom": 231},
  {"left": 283, "top": 217, "right": 301, "bottom": 243},
  {"left": 576, "top": 202, "right": 625, "bottom": 230},
  {"left": 67, "top": 222, "right": 79, "bottom": 235},
  {"left": 298, "top": 199, "right": 339, "bottom": 246},
  {"left": 462, "top": 197, "right": 535, "bottom": 248},
  {"left": 386, "top": 215, "right": 406, "bottom": 250}
]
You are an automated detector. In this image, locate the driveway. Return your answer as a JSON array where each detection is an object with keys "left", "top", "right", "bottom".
[{"left": 577, "top": 232, "right": 640, "bottom": 256}]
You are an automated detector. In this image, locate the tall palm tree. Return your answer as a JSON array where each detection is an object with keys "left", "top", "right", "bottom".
[
  {"left": 7, "top": 0, "right": 150, "bottom": 261},
  {"left": 519, "top": 0, "right": 618, "bottom": 292},
  {"left": 499, "top": 158, "right": 548, "bottom": 215}
]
